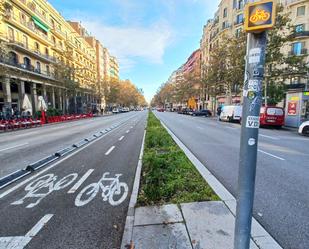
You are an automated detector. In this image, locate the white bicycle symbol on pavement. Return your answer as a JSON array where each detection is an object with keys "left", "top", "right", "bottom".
[
  {"left": 75, "top": 172, "right": 128, "bottom": 207},
  {"left": 11, "top": 173, "right": 78, "bottom": 208}
]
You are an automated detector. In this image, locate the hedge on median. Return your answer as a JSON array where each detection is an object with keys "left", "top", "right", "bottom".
[{"left": 137, "top": 112, "right": 219, "bottom": 206}]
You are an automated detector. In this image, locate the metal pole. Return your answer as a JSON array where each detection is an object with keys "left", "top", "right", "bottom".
[{"left": 234, "top": 31, "right": 267, "bottom": 249}]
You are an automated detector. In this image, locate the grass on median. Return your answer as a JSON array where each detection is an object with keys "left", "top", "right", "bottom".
[{"left": 137, "top": 111, "right": 219, "bottom": 206}]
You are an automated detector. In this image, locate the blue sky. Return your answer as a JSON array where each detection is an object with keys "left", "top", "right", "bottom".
[{"left": 49, "top": 0, "right": 218, "bottom": 102}]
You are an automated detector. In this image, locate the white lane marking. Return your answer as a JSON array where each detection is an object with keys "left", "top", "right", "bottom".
[
  {"left": 119, "top": 136, "right": 125, "bottom": 141},
  {"left": 0, "top": 143, "right": 29, "bottom": 152},
  {"left": 196, "top": 126, "right": 203, "bottom": 130},
  {"left": 105, "top": 146, "right": 115, "bottom": 156},
  {"left": 75, "top": 172, "right": 128, "bottom": 207},
  {"left": 26, "top": 214, "right": 54, "bottom": 237},
  {"left": 130, "top": 126, "right": 133, "bottom": 129},
  {"left": 67, "top": 169, "right": 94, "bottom": 194},
  {"left": 11, "top": 173, "right": 78, "bottom": 208},
  {"left": 258, "top": 149, "right": 285, "bottom": 161},
  {"left": 126, "top": 130, "right": 130, "bottom": 133},
  {"left": 259, "top": 134, "right": 279, "bottom": 140},
  {"left": 0, "top": 113, "right": 141, "bottom": 199},
  {"left": 0, "top": 214, "right": 53, "bottom": 248}
]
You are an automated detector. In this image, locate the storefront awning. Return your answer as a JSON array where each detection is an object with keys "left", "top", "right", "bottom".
[{"left": 32, "top": 16, "right": 49, "bottom": 33}]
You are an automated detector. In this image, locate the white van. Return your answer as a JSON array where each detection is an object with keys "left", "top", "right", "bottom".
[{"left": 219, "top": 105, "right": 242, "bottom": 122}]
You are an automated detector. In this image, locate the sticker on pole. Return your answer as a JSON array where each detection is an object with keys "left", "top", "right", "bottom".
[
  {"left": 248, "top": 48, "right": 261, "bottom": 64},
  {"left": 246, "top": 116, "right": 260, "bottom": 128}
]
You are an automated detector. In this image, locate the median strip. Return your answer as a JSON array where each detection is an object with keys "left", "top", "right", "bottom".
[{"left": 138, "top": 112, "right": 218, "bottom": 206}]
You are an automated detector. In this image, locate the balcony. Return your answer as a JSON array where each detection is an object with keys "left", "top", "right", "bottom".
[
  {"left": 8, "top": 39, "right": 57, "bottom": 63},
  {"left": 288, "top": 48, "right": 308, "bottom": 56},
  {"left": 15, "top": 0, "right": 51, "bottom": 28},
  {"left": 0, "top": 57, "right": 55, "bottom": 80},
  {"left": 290, "top": 31, "right": 309, "bottom": 39},
  {"left": 5, "top": 13, "right": 53, "bottom": 46},
  {"left": 281, "top": 0, "right": 308, "bottom": 6},
  {"left": 234, "top": 20, "right": 244, "bottom": 26}
]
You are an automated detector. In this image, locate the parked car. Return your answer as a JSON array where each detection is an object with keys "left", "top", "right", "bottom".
[
  {"left": 219, "top": 105, "right": 242, "bottom": 122},
  {"left": 259, "top": 106, "right": 285, "bottom": 127},
  {"left": 112, "top": 108, "right": 119, "bottom": 114},
  {"left": 179, "top": 108, "right": 193, "bottom": 115},
  {"left": 298, "top": 120, "right": 309, "bottom": 136},
  {"left": 157, "top": 108, "right": 165, "bottom": 112},
  {"left": 192, "top": 109, "right": 212, "bottom": 117}
]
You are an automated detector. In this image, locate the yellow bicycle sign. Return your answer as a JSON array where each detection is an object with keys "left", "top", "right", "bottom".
[
  {"left": 249, "top": 9, "right": 271, "bottom": 23},
  {"left": 244, "top": 0, "right": 276, "bottom": 32}
]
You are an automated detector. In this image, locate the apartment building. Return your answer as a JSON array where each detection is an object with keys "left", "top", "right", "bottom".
[
  {"left": 279, "top": 0, "right": 309, "bottom": 127},
  {"left": 0, "top": 0, "right": 109, "bottom": 116},
  {"left": 109, "top": 56, "right": 119, "bottom": 79},
  {"left": 200, "top": 0, "right": 309, "bottom": 126},
  {"left": 200, "top": 0, "right": 249, "bottom": 111}
]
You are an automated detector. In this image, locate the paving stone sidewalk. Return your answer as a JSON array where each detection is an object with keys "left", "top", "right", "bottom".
[{"left": 130, "top": 201, "right": 259, "bottom": 249}]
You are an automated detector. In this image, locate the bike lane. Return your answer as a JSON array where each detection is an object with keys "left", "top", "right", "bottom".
[{"left": 0, "top": 112, "right": 147, "bottom": 249}]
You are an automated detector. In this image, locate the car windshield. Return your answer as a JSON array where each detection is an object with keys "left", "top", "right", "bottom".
[{"left": 267, "top": 108, "right": 283, "bottom": 116}]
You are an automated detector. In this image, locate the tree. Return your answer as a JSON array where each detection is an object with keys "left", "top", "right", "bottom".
[
  {"left": 205, "top": 32, "right": 246, "bottom": 104},
  {"left": 264, "top": 4, "right": 308, "bottom": 105}
]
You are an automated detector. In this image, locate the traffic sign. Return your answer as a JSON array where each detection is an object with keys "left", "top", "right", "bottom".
[{"left": 244, "top": 0, "right": 276, "bottom": 32}]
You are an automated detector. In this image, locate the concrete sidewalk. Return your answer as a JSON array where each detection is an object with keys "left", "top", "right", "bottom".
[
  {"left": 121, "top": 114, "right": 283, "bottom": 249},
  {"left": 130, "top": 202, "right": 259, "bottom": 249}
]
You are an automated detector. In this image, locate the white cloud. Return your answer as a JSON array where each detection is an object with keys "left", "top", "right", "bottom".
[{"left": 81, "top": 19, "right": 173, "bottom": 71}]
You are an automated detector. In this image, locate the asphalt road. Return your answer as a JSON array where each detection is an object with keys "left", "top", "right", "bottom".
[
  {"left": 0, "top": 112, "right": 140, "bottom": 179},
  {"left": 0, "top": 111, "right": 147, "bottom": 249},
  {"left": 155, "top": 111, "right": 309, "bottom": 249}
]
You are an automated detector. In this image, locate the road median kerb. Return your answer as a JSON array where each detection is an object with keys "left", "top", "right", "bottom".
[{"left": 156, "top": 113, "right": 283, "bottom": 249}]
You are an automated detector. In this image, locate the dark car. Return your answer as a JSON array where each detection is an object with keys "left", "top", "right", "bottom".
[{"left": 192, "top": 109, "right": 212, "bottom": 117}]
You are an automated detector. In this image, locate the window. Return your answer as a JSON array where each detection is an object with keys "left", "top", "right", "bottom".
[
  {"left": 22, "top": 35, "right": 28, "bottom": 48},
  {"left": 236, "top": 14, "right": 243, "bottom": 24},
  {"left": 295, "top": 24, "right": 304, "bottom": 33},
  {"left": 52, "top": 36, "right": 56, "bottom": 44},
  {"left": 223, "top": 8, "right": 228, "bottom": 18},
  {"left": 23, "top": 57, "right": 31, "bottom": 69},
  {"left": 267, "top": 108, "right": 284, "bottom": 116},
  {"left": 35, "top": 42, "right": 40, "bottom": 52},
  {"left": 233, "top": 0, "right": 237, "bottom": 9},
  {"left": 222, "top": 21, "right": 230, "bottom": 29},
  {"left": 238, "top": 0, "right": 244, "bottom": 10},
  {"left": 297, "top": 6, "right": 305, "bottom": 16},
  {"left": 292, "top": 42, "right": 305, "bottom": 55},
  {"left": 8, "top": 27, "right": 14, "bottom": 41},
  {"left": 236, "top": 28, "right": 242, "bottom": 38},
  {"left": 20, "top": 13, "right": 26, "bottom": 23},
  {"left": 36, "top": 62, "right": 41, "bottom": 72},
  {"left": 8, "top": 52, "right": 18, "bottom": 65},
  {"left": 45, "top": 47, "right": 49, "bottom": 55},
  {"left": 46, "top": 65, "right": 50, "bottom": 75}
]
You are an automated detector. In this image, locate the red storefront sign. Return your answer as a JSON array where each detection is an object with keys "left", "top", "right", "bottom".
[{"left": 287, "top": 101, "right": 297, "bottom": 115}]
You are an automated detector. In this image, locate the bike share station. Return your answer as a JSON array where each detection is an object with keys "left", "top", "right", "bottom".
[{"left": 234, "top": 1, "right": 276, "bottom": 249}]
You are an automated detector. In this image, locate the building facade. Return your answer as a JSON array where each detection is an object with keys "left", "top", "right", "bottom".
[
  {"left": 279, "top": 0, "right": 309, "bottom": 127},
  {"left": 199, "top": 0, "right": 309, "bottom": 126},
  {"left": 0, "top": 0, "right": 119, "bottom": 117}
]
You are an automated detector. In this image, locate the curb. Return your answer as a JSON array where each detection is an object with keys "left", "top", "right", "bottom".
[
  {"left": 0, "top": 114, "right": 139, "bottom": 190},
  {"left": 158, "top": 116, "right": 283, "bottom": 249},
  {"left": 121, "top": 129, "right": 146, "bottom": 249}
]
